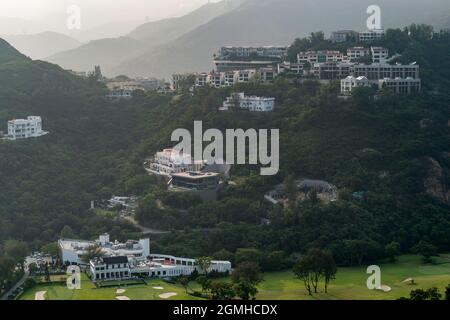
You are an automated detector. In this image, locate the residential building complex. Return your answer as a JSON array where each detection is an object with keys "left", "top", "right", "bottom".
[
  {"left": 330, "top": 30, "right": 359, "bottom": 43},
  {"left": 222, "top": 92, "right": 275, "bottom": 112},
  {"left": 378, "top": 77, "right": 421, "bottom": 94},
  {"left": 347, "top": 47, "right": 370, "bottom": 61},
  {"left": 371, "top": 47, "right": 389, "bottom": 63},
  {"left": 216, "top": 46, "right": 288, "bottom": 60},
  {"left": 106, "top": 89, "right": 133, "bottom": 99},
  {"left": 6, "top": 116, "right": 48, "bottom": 140},
  {"left": 359, "top": 29, "right": 386, "bottom": 42},
  {"left": 297, "top": 50, "right": 346, "bottom": 64}
]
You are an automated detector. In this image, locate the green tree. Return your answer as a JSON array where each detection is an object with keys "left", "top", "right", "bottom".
[
  {"left": 4, "top": 240, "right": 29, "bottom": 268},
  {"left": 412, "top": 241, "right": 438, "bottom": 263},
  {"left": 231, "top": 262, "right": 263, "bottom": 300},
  {"left": 195, "top": 256, "right": 212, "bottom": 276},
  {"left": 176, "top": 275, "right": 191, "bottom": 294},
  {"left": 80, "top": 245, "right": 105, "bottom": 264},
  {"left": 385, "top": 242, "right": 401, "bottom": 263}
]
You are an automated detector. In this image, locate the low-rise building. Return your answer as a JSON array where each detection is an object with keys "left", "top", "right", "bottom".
[
  {"left": 217, "top": 46, "right": 288, "bottom": 60},
  {"left": 106, "top": 89, "right": 133, "bottom": 99},
  {"left": 359, "top": 29, "right": 385, "bottom": 42},
  {"left": 313, "top": 62, "right": 353, "bottom": 80},
  {"left": 170, "top": 171, "right": 220, "bottom": 191},
  {"left": 371, "top": 47, "right": 389, "bottom": 63},
  {"left": 214, "top": 59, "right": 278, "bottom": 72},
  {"left": 378, "top": 77, "right": 421, "bottom": 94},
  {"left": 347, "top": 47, "right": 370, "bottom": 61},
  {"left": 222, "top": 92, "right": 275, "bottom": 112},
  {"left": 298, "top": 50, "right": 345, "bottom": 64},
  {"left": 6, "top": 116, "right": 48, "bottom": 140},
  {"left": 277, "top": 61, "right": 304, "bottom": 74},
  {"left": 351, "top": 63, "right": 420, "bottom": 81},
  {"left": 58, "top": 233, "right": 150, "bottom": 265},
  {"left": 330, "top": 30, "right": 358, "bottom": 43},
  {"left": 340, "top": 76, "right": 371, "bottom": 95}
]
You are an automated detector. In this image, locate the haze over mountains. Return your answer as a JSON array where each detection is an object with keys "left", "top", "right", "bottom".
[{"left": 35, "top": 0, "right": 450, "bottom": 78}]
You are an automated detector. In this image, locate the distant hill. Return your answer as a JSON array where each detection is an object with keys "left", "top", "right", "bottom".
[
  {"left": 47, "top": 37, "right": 145, "bottom": 74},
  {"left": 0, "top": 38, "right": 29, "bottom": 64},
  {"left": 46, "top": 0, "right": 450, "bottom": 78},
  {"left": 2, "top": 32, "right": 80, "bottom": 60},
  {"left": 128, "top": 0, "right": 244, "bottom": 45},
  {"left": 74, "top": 21, "right": 144, "bottom": 42},
  {"left": 46, "top": 0, "right": 242, "bottom": 76},
  {"left": 112, "top": 0, "right": 450, "bottom": 78}
]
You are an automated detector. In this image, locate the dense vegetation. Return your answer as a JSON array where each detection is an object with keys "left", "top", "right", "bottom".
[{"left": 0, "top": 26, "right": 449, "bottom": 292}]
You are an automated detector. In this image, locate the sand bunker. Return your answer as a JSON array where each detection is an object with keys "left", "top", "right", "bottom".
[
  {"left": 116, "top": 289, "right": 126, "bottom": 294},
  {"left": 379, "top": 285, "right": 392, "bottom": 292},
  {"left": 35, "top": 291, "right": 47, "bottom": 300},
  {"left": 159, "top": 292, "right": 178, "bottom": 299},
  {"left": 116, "top": 296, "right": 131, "bottom": 300},
  {"left": 152, "top": 286, "right": 164, "bottom": 290}
]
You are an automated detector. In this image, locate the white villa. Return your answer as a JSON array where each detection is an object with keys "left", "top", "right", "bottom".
[
  {"left": 341, "top": 76, "right": 371, "bottom": 95},
  {"left": 144, "top": 149, "right": 204, "bottom": 177},
  {"left": 222, "top": 93, "right": 275, "bottom": 112},
  {"left": 6, "top": 116, "right": 48, "bottom": 140}
]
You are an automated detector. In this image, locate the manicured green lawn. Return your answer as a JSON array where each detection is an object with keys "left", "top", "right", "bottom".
[
  {"left": 20, "top": 254, "right": 450, "bottom": 300},
  {"left": 20, "top": 274, "right": 202, "bottom": 300},
  {"left": 257, "top": 254, "right": 450, "bottom": 300}
]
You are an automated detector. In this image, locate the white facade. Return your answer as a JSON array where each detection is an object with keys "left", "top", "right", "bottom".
[
  {"left": 90, "top": 254, "right": 232, "bottom": 282},
  {"left": 347, "top": 47, "right": 370, "bottom": 61},
  {"left": 277, "top": 62, "right": 304, "bottom": 74},
  {"left": 58, "top": 233, "right": 150, "bottom": 265},
  {"left": 298, "top": 50, "right": 346, "bottom": 64},
  {"left": 359, "top": 29, "right": 385, "bottom": 42},
  {"left": 371, "top": 47, "right": 389, "bottom": 63},
  {"left": 218, "top": 46, "right": 287, "bottom": 59},
  {"left": 145, "top": 149, "right": 204, "bottom": 177},
  {"left": 341, "top": 76, "right": 371, "bottom": 95},
  {"left": 222, "top": 93, "right": 275, "bottom": 112},
  {"left": 378, "top": 77, "right": 421, "bottom": 94},
  {"left": 7, "top": 116, "right": 47, "bottom": 140}
]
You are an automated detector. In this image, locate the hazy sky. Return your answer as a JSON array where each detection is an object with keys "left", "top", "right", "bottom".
[{"left": 0, "top": 0, "right": 220, "bottom": 26}]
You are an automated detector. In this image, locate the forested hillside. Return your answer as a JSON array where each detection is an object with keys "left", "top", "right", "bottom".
[{"left": 0, "top": 26, "right": 449, "bottom": 283}]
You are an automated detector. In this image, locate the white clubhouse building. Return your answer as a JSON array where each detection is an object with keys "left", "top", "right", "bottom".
[{"left": 58, "top": 233, "right": 231, "bottom": 281}]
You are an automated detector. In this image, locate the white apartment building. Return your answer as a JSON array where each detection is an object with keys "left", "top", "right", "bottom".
[
  {"left": 144, "top": 149, "right": 204, "bottom": 177},
  {"left": 359, "top": 29, "right": 385, "bottom": 42},
  {"left": 350, "top": 63, "right": 420, "bottom": 81},
  {"left": 58, "top": 233, "right": 150, "bottom": 265},
  {"left": 371, "top": 47, "right": 389, "bottom": 63},
  {"left": 378, "top": 77, "right": 421, "bottom": 94},
  {"left": 298, "top": 50, "right": 346, "bottom": 64},
  {"left": 347, "top": 47, "right": 370, "bottom": 61},
  {"left": 340, "top": 76, "right": 371, "bottom": 95},
  {"left": 7, "top": 116, "right": 48, "bottom": 140},
  {"left": 222, "top": 93, "right": 275, "bottom": 112}
]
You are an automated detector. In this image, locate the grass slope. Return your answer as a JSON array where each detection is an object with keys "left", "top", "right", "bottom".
[{"left": 20, "top": 255, "right": 450, "bottom": 300}]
